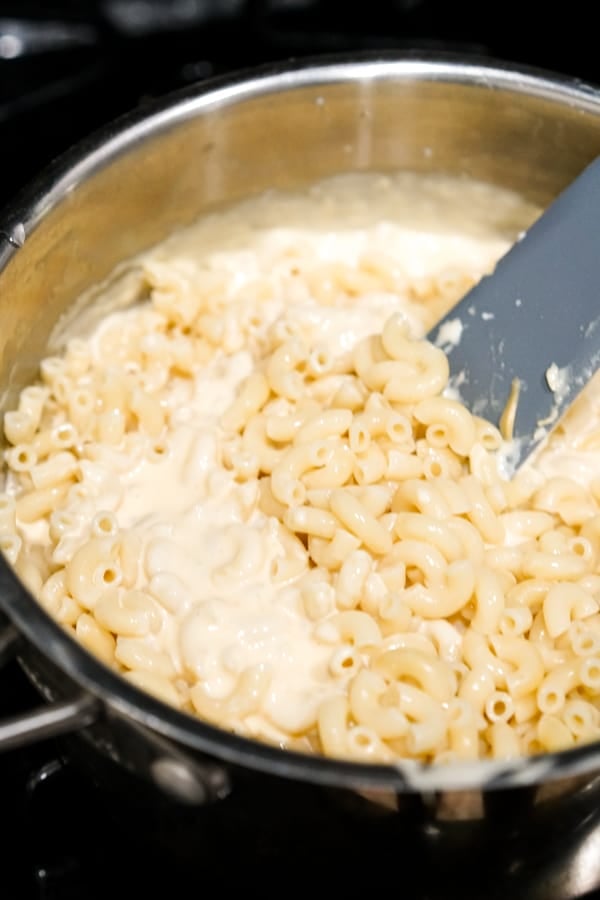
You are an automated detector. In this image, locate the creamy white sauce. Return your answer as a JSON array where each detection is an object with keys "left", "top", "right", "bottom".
[{"left": 16, "top": 171, "right": 600, "bottom": 760}]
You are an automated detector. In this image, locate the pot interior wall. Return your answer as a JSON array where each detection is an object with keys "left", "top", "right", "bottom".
[{"left": 2, "top": 67, "right": 600, "bottom": 411}]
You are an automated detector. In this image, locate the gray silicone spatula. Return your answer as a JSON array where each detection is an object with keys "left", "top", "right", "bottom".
[{"left": 427, "top": 155, "right": 600, "bottom": 475}]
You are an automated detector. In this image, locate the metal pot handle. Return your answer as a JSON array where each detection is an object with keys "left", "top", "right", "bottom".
[
  {"left": 0, "top": 620, "right": 231, "bottom": 804},
  {"left": 0, "top": 620, "right": 102, "bottom": 751}
]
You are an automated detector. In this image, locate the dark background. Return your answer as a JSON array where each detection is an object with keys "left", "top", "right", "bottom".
[{"left": 2, "top": 2, "right": 600, "bottom": 899}]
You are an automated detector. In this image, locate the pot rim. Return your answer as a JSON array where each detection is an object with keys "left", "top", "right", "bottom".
[{"left": 3, "top": 49, "right": 600, "bottom": 793}]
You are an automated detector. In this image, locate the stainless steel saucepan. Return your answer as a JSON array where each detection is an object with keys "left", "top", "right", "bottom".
[{"left": 2, "top": 52, "right": 600, "bottom": 847}]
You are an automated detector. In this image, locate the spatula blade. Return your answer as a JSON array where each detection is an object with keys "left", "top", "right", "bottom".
[{"left": 427, "top": 156, "right": 600, "bottom": 473}]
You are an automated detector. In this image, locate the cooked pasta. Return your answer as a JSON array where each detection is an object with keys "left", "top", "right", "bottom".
[{"left": 3, "top": 169, "right": 600, "bottom": 765}]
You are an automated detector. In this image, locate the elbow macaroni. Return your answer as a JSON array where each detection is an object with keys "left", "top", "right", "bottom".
[{"left": 2, "top": 170, "right": 599, "bottom": 765}]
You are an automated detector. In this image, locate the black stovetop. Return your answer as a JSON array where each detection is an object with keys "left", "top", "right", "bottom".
[{"left": 3, "top": 3, "right": 600, "bottom": 898}]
